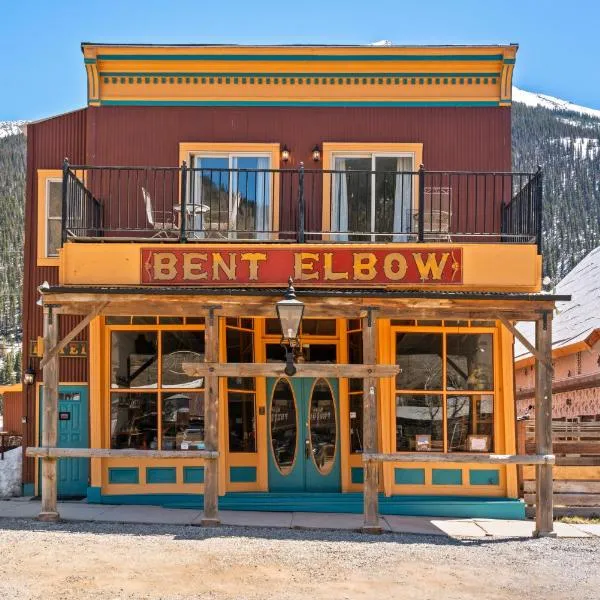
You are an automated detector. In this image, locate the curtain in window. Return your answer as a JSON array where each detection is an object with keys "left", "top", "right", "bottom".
[
  {"left": 393, "top": 157, "right": 414, "bottom": 242},
  {"left": 255, "top": 157, "right": 270, "bottom": 240},
  {"left": 332, "top": 157, "right": 348, "bottom": 240}
]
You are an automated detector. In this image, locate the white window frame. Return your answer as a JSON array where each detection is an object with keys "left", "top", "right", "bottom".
[
  {"left": 45, "top": 177, "right": 63, "bottom": 258},
  {"left": 331, "top": 151, "right": 416, "bottom": 239}
]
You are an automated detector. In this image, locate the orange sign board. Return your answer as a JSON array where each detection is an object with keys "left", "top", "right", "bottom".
[{"left": 140, "top": 247, "right": 462, "bottom": 286}]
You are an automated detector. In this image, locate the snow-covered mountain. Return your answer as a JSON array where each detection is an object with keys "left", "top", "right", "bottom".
[
  {"left": 513, "top": 87, "right": 600, "bottom": 120},
  {"left": 0, "top": 121, "right": 25, "bottom": 140}
]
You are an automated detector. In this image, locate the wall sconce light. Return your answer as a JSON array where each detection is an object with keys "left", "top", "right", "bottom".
[
  {"left": 23, "top": 366, "right": 36, "bottom": 385},
  {"left": 281, "top": 145, "right": 290, "bottom": 163},
  {"left": 312, "top": 145, "right": 321, "bottom": 162}
]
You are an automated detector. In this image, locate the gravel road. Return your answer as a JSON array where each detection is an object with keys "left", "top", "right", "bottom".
[{"left": 0, "top": 518, "right": 597, "bottom": 600}]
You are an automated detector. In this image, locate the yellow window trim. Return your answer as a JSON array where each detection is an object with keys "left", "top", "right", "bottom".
[
  {"left": 36, "top": 169, "right": 62, "bottom": 266},
  {"left": 321, "top": 142, "right": 424, "bottom": 233},
  {"left": 178, "top": 143, "right": 281, "bottom": 232}
]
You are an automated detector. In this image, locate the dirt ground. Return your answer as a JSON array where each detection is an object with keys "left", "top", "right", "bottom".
[{"left": 0, "top": 519, "right": 598, "bottom": 600}]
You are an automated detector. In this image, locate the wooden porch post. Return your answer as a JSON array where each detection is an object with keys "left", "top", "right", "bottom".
[
  {"left": 201, "top": 309, "right": 220, "bottom": 526},
  {"left": 362, "top": 309, "right": 380, "bottom": 532},
  {"left": 534, "top": 311, "right": 555, "bottom": 536},
  {"left": 39, "top": 306, "right": 60, "bottom": 522}
]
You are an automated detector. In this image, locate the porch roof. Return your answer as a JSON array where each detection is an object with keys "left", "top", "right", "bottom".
[{"left": 41, "top": 285, "right": 569, "bottom": 321}]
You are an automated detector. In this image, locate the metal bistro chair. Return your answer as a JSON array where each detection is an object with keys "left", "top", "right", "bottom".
[{"left": 141, "top": 187, "right": 177, "bottom": 238}]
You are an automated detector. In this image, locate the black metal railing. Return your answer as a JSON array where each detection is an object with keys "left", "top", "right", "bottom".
[{"left": 61, "top": 161, "right": 543, "bottom": 249}]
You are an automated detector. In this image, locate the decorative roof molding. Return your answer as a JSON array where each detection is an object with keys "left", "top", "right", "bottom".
[{"left": 81, "top": 44, "right": 518, "bottom": 108}]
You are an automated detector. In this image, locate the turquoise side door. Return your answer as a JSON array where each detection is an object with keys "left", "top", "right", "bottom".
[
  {"left": 39, "top": 385, "right": 89, "bottom": 498},
  {"left": 267, "top": 377, "right": 340, "bottom": 492}
]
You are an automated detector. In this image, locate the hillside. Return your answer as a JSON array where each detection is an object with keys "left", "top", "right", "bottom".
[{"left": 0, "top": 90, "right": 599, "bottom": 375}]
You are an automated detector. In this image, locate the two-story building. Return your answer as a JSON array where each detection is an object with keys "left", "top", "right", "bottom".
[{"left": 22, "top": 43, "right": 565, "bottom": 533}]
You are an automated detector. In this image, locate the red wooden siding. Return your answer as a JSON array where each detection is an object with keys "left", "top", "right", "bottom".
[{"left": 2, "top": 391, "right": 22, "bottom": 435}]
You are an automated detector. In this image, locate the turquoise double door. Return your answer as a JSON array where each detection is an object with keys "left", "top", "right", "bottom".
[
  {"left": 39, "top": 385, "right": 89, "bottom": 498},
  {"left": 267, "top": 377, "right": 340, "bottom": 492}
]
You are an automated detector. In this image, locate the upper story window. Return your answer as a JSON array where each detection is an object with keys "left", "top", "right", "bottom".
[
  {"left": 322, "top": 143, "right": 423, "bottom": 242},
  {"left": 36, "top": 170, "right": 63, "bottom": 265}
]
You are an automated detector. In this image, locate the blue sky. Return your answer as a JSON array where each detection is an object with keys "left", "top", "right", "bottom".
[{"left": 1, "top": 0, "right": 599, "bottom": 120}]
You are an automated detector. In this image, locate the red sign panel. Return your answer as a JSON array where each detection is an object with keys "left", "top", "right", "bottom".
[{"left": 140, "top": 247, "right": 462, "bottom": 286}]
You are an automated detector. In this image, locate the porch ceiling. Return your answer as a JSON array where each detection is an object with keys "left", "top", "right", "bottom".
[{"left": 41, "top": 285, "right": 569, "bottom": 321}]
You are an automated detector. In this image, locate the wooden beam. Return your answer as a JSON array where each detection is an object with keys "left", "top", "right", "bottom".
[
  {"left": 181, "top": 362, "right": 399, "bottom": 378},
  {"left": 516, "top": 371, "right": 600, "bottom": 400},
  {"left": 26, "top": 447, "right": 218, "bottom": 459},
  {"left": 363, "top": 453, "right": 555, "bottom": 465},
  {"left": 497, "top": 314, "right": 553, "bottom": 371},
  {"left": 39, "top": 306, "right": 59, "bottom": 522},
  {"left": 534, "top": 312, "right": 555, "bottom": 537},
  {"left": 201, "top": 309, "right": 220, "bottom": 526},
  {"left": 361, "top": 310, "right": 380, "bottom": 533},
  {"left": 39, "top": 303, "right": 107, "bottom": 369}
]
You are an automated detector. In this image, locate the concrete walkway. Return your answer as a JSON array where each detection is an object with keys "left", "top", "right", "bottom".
[{"left": 1, "top": 498, "right": 598, "bottom": 538}]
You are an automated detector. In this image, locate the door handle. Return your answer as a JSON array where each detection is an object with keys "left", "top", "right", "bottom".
[{"left": 305, "top": 439, "right": 310, "bottom": 459}]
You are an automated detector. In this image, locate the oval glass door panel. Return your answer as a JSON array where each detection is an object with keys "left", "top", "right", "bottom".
[
  {"left": 270, "top": 379, "right": 297, "bottom": 475},
  {"left": 309, "top": 379, "right": 337, "bottom": 475}
]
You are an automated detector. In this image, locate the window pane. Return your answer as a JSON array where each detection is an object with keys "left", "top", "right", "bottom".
[
  {"left": 396, "top": 333, "right": 442, "bottom": 390},
  {"left": 162, "top": 392, "right": 205, "bottom": 450},
  {"left": 131, "top": 316, "right": 157, "bottom": 324},
  {"left": 446, "top": 333, "right": 494, "bottom": 390},
  {"left": 159, "top": 317, "right": 184, "bottom": 324},
  {"left": 264, "top": 318, "right": 280, "bottom": 335},
  {"left": 110, "top": 392, "right": 157, "bottom": 449},
  {"left": 301, "top": 319, "right": 336, "bottom": 336},
  {"left": 447, "top": 395, "right": 494, "bottom": 452},
  {"left": 105, "top": 316, "right": 131, "bottom": 325},
  {"left": 303, "top": 344, "right": 337, "bottom": 363},
  {"left": 228, "top": 391, "right": 256, "bottom": 452},
  {"left": 47, "top": 181, "right": 62, "bottom": 217},
  {"left": 348, "top": 331, "right": 363, "bottom": 364},
  {"left": 226, "top": 328, "right": 253, "bottom": 363},
  {"left": 111, "top": 331, "right": 158, "bottom": 389},
  {"left": 47, "top": 219, "right": 61, "bottom": 257},
  {"left": 332, "top": 157, "right": 371, "bottom": 236},
  {"left": 161, "top": 331, "right": 205, "bottom": 388},
  {"left": 349, "top": 393, "right": 363, "bottom": 453},
  {"left": 396, "top": 394, "right": 443, "bottom": 452}
]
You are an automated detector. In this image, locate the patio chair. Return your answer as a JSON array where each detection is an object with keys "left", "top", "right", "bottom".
[{"left": 141, "top": 187, "right": 176, "bottom": 238}]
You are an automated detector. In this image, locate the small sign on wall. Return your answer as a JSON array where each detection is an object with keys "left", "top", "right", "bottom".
[{"left": 30, "top": 338, "right": 87, "bottom": 358}]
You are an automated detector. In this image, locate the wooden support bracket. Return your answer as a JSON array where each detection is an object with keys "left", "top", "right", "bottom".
[{"left": 496, "top": 314, "right": 553, "bottom": 371}]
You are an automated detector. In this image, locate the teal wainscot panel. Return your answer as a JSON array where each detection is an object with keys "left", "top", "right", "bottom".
[
  {"left": 432, "top": 469, "right": 462, "bottom": 485},
  {"left": 469, "top": 469, "right": 500, "bottom": 486},
  {"left": 395, "top": 468, "right": 425, "bottom": 485},
  {"left": 146, "top": 467, "right": 177, "bottom": 484},
  {"left": 183, "top": 467, "right": 205, "bottom": 484},
  {"left": 108, "top": 467, "right": 139, "bottom": 484},
  {"left": 351, "top": 467, "right": 364, "bottom": 484},
  {"left": 230, "top": 467, "right": 257, "bottom": 483}
]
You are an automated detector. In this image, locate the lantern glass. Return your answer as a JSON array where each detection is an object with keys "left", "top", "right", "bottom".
[{"left": 276, "top": 299, "right": 304, "bottom": 342}]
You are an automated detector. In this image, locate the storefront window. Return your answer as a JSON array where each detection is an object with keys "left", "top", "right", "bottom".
[
  {"left": 161, "top": 331, "right": 205, "bottom": 388},
  {"left": 111, "top": 332, "right": 158, "bottom": 389},
  {"left": 394, "top": 326, "right": 496, "bottom": 453},
  {"left": 446, "top": 334, "right": 494, "bottom": 391},
  {"left": 161, "top": 392, "right": 205, "bottom": 450},
  {"left": 228, "top": 392, "right": 256, "bottom": 452},
  {"left": 109, "top": 321, "right": 205, "bottom": 451},
  {"left": 110, "top": 392, "right": 158, "bottom": 449},
  {"left": 225, "top": 318, "right": 256, "bottom": 453},
  {"left": 396, "top": 394, "right": 443, "bottom": 451},
  {"left": 349, "top": 393, "right": 363, "bottom": 453},
  {"left": 396, "top": 333, "right": 443, "bottom": 390},
  {"left": 447, "top": 395, "right": 494, "bottom": 452}
]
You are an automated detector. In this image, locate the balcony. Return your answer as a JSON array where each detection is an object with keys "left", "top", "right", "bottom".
[{"left": 61, "top": 162, "right": 542, "bottom": 249}]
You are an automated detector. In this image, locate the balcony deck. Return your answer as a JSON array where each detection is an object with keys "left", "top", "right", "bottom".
[{"left": 61, "top": 163, "right": 542, "bottom": 250}]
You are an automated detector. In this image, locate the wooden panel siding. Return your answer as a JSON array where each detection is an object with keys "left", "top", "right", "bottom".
[
  {"left": 87, "top": 105, "right": 511, "bottom": 233},
  {"left": 22, "top": 110, "right": 88, "bottom": 485}
]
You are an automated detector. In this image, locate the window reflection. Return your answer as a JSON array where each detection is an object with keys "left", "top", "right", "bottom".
[
  {"left": 228, "top": 392, "right": 256, "bottom": 452},
  {"left": 161, "top": 392, "right": 205, "bottom": 450},
  {"left": 111, "top": 332, "right": 158, "bottom": 389},
  {"left": 446, "top": 334, "right": 494, "bottom": 390},
  {"left": 309, "top": 379, "right": 337, "bottom": 474},
  {"left": 270, "top": 379, "right": 297, "bottom": 474},
  {"left": 396, "top": 394, "right": 443, "bottom": 452},
  {"left": 447, "top": 395, "right": 494, "bottom": 452},
  {"left": 111, "top": 392, "right": 158, "bottom": 449},
  {"left": 161, "top": 331, "right": 205, "bottom": 388},
  {"left": 396, "top": 333, "right": 443, "bottom": 390}
]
